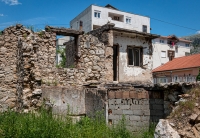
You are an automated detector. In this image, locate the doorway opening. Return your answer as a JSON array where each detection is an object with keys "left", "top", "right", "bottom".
[{"left": 113, "top": 45, "right": 119, "bottom": 81}]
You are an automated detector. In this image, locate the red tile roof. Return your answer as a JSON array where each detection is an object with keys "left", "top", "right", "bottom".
[
  {"left": 152, "top": 54, "right": 200, "bottom": 72},
  {"left": 159, "top": 36, "right": 192, "bottom": 43}
]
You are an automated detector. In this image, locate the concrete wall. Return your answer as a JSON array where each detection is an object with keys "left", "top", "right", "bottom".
[
  {"left": 153, "top": 67, "right": 198, "bottom": 83},
  {"left": 113, "top": 32, "right": 153, "bottom": 82},
  {"left": 70, "top": 5, "right": 150, "bottom": 33},
  {"left": 91, "top": 5, "right": 150, "bottom": 32},
  {"left": 107, "top": 88, "right": 164, "bottom": 132},
  {"left": 70, "top": 5, "right": 92, "bottom": 33},
  {"left": 152, "top": 38, "right": 191, "bottom": 69}
]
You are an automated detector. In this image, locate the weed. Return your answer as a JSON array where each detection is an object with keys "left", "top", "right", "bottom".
[
  {"left": 170, "top": 99, "right": 195, "bottom": 118},
  {"left": 0, "top": 109, "right": 137, "bottom": 138},
  {"left": 52, "top": 80, "right": 58, "bottom": 86}
]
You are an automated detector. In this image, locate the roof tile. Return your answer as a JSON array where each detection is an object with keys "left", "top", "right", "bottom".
[{"left": 152, "top": 54, "right": 200, "bottom": 72}]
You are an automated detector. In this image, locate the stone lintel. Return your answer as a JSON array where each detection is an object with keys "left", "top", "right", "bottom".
[{"left": 45, "top": 26, "right": 84, "bottom": 36}]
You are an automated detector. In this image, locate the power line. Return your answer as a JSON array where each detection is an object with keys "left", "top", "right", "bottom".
[{"left": 151, "top": 17, "right": 199, "bottom": 31}]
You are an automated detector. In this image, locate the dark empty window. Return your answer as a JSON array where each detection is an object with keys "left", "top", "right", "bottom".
[
  {"left": 128, "top": 47, "right": 142, "bottom": 66},
  {"left": 143, "top": 25, "right": 147, "bottom": 33},
  {"left": 168, "top": 50, "right": 175, "bottom": 61}
]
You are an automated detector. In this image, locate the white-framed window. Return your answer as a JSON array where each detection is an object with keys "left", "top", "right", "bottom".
[
  {"left": 126, "top": 17, "right": 131, "bottom": 24},
  {"left": 161, "top": 51, "right": 166, "bottom": 58},
  {"left": 94, "top": 10, "right": 101, "bottom": 18},
  {"left": 160, "top": 39, "right": 164, "bottom": 43},
  {"left": 185, "top": 43, "right": 190, "bottom": 47}
]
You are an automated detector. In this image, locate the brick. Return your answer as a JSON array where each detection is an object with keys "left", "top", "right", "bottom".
[
  {"left": 130, "top": 91, "right": 138, "bottom": 99},
  {"left": 155, "top": 99, "right": 164, "bottom": 104},
  {"left": 109, "top": 105, "right": 116, "bottom": 110},
  {"left": 108, "top": 99, "right": 115, "bottom": 105},
  {"left": 150, "top": 110, "right": 164, "bottom": 116},
  {"left": 138, "top": 92, "right": 147, "bottom": 99},
  {"left": 153, "top": 104, "right": 163, "bottom": 110},
  {"left": 133, "top": 110, "right": 143, "bottom": 115},
  {"left": 113, "top": 120, "right": 119, "bottom": 125},
  {"left": 118, "top": 115, "right": 130, "bottom": 120},
  {"left": 122, "top": 91, "right": 130, "bottom": 99},
  {"left": 123, "top": 110, "right": 133, "bottom": 114},
  {"left": 108, "top": 91, "right": 115, "bottom": 99},
  {"left": 138, "top": 99, "right": 144, "bottom": 105},
  {"left": 141, "top": 115, "right": 150, "bottom": 121},
  {"left": 149, "top": 99, "right": 155, "bottom": 104},
  {"left": 119, "top": 105, "right": 130, "bottom": 110},
  {"left": 108, "top": 115, "right": 120, "bottom": 120},
  {"left": 143, "top": 99, "right": 149, "bottom": 105},
  {"left": 130, "top": 115, "right": 141, "bottom": 121},
  {"left": 121, "top": 99, "right": 128, "bottom": 105},
  {"left": 113, "top": 109, "right": 123, "bottom": 115},
  {"left": 115, "top": 99, "right": 121, "bottom": 104},
  {"left": 127, "top": 99, "right": 132, "bottom": 105},
  {"left": 115, "top": 91, "right": 123, "bottom": 98},
  {"left": 146, "top": 92, "right": 149, "bottom": 99},
  {"left": 130, "top": 104, "right": 141, "bottom": 110},
  {"left": 143, "top": 110, "right": 150, "bottom": 115},
  {"left": 132, "top": 99, "right": 139, "bottom": 105},
  {"left": 140, "top": 105, "right": 150, "bottom": 110}
]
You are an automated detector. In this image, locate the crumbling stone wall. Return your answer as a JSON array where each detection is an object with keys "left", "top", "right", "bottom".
[
  {"left": 0, "top": 24, "right": 57, "bottom": 111},
  {"left": 0, "top": 23, "right": 114, "bottom": 111}
]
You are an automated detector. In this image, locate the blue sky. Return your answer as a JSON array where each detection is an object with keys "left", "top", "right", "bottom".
[{"left": 0, "top": 0, "right": 199, "bottom": 37}]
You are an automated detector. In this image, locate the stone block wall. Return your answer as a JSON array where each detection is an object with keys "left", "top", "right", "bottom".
[{"left": 107, "top": 88, "right": 164, "bottom": 132}]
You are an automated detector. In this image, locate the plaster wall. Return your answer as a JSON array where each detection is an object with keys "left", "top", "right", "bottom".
[
  {"left": 70, "top": 5, "right": 150, "bottom": 33},
  {"left": 113, "top": 32, "right": 153, "bottom": 82},
  {"left": 152, "top": 38, "right": 190, "bottom": 69},
  {"left": 70, "top": 6, "right": 92, "bottom": 33}
]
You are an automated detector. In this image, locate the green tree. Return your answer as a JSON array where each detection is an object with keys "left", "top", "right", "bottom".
[{"left": 56, "top": 48, "right": 66, "bottom": 68}]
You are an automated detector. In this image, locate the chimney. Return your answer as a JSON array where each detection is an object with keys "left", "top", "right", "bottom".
[{"left": 79, "top": 21, "right": 83, "bottom": 31}]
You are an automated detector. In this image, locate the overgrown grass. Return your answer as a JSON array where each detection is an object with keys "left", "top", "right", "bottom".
[
  {"left": 170, "top": 86, "right": 200, "bottom": 118},
  {"left": 0, "top": 109, "right": 155, "bottom": 138}
]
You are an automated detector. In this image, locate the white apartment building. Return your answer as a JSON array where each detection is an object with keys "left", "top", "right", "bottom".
[
  {"left": 70, "top": 4, "right": 150, "bottom": 33},
  {"left": 153, "top": 35, "right": 191, "bottom": 69}
]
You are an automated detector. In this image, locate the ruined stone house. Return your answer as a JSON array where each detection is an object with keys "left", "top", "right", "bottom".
[{"left": 0, "top": 22, "right": 166, "bottom": 132}]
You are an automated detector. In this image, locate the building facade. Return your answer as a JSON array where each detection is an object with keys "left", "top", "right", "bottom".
[
  {"left": 70, "top": 4, "right": 159, "bottom": 83},
  {"left": 152, "top": 54, "right": 200, "bottom": 83},
  {"left": 153, "top": 35, "right": 191, "bottom": 69},
  {"left": 70, "top": 4, "right": 150, "bottom": 33}
]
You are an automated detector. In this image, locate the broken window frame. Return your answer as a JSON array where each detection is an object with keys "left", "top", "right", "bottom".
[{"left": 127, "top": 46, "right": 143, "bottom": 67}]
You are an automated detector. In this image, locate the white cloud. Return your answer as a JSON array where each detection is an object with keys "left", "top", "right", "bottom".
[
  {"left": 0, "top": 14, "right": 4, "bottom": 16},
  {"left": 196, "top": 31, "right": 200, "bottom": 34},
  {"left": 1, "top": 0, "right": 21, "bottom": 5}
]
